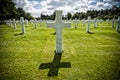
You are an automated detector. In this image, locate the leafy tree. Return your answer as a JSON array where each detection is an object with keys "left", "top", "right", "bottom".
[
  {"left": 0, "top": 0, "right": 33, "bottom": 21},
  {"left": 72, "top": 12, "right": 79, "bottom": 20},
  {"left": 67, "top": 12, "right": 72, "bottom": 20},
  {"left": 80, "top": 12, "right": 86, "bottom": 20},
  {"left": 25, "top": 13, "right": 34, "bottom": 20},
  {"left": 0, "top": 0, "right": 16, "bottom": 20}
]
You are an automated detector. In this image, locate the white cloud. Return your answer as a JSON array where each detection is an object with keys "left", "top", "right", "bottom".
[
  {"left": 96, "top": 2, "right": 104, "bottom": 7},
  {"left": 88, "top": 0, "right": 96, "bottom": 5},
  {"left": 12, "top": 0, "right": 118, "bottom": 17},
  {"left": 47, "top": 0, "right": 65, "bottom": 7},
  {"left": 88, "top": 5, "right": 96, "bottom": 10},
  {"left": 104, "top": 3, "right": 112, "bottom": 9},
  {"left": 103, "top": 0, "right": 111, "bottom": 3}
]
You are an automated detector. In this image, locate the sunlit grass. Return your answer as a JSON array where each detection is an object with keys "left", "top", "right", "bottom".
[{"left": 0, "top": 21, "right": 120, "bottom": 80}]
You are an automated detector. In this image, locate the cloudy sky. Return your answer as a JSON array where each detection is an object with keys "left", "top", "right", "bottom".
[{"left": 13, "top": 0, "right": 120, "bottom": 17}]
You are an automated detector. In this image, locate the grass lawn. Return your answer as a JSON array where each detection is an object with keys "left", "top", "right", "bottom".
[{"left": 0, "top": 21, "right": 120, "bottom": 80}]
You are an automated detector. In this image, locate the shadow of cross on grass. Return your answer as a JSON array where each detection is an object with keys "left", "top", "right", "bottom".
[{"left": 39, "top": 52, "right": 71, "bottom": 77}]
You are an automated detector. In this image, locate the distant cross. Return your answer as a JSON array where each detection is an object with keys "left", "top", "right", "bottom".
[
  {"left": 20, "top": 17, "right": 26, "bottom": 33},
  {"left": 112, "top": 18, "right": 115, "bottom": 28},
  {"left": 116, "top": 16, "right": 120, "bottom": 32},
  {"left": 5, "top": 20, "right": 9, "bottom": 25},
  {"left": 5, "top": 20, "right": 11, "bottom": 27},
  {"left": 106, "top": 19, "right": 110, "bottom": 24},
  {"left": 97, "top": 19, "right": 103, "bottom": 25},
  {"left": 13, "top": 19, "right": 16, "bottom": 29},
  {"left": 40, "top": 19, "right": 46, "bottom": 27},
  {"left": 39, "top": 53, "right": 71, "bottom": 77},
  {"left": 73, "top": 18, "right": 79, "bottom": 28},
  {"left": 94, "top": 18, "right": 103, "bottom": 28},
  {"left": 81, "top": 19, "right": 85, "bottom": 26},
  {"left": 39, "top": 20, "right": 43, "bottom": 27},
  {"left": 46, "top": 10, "right": 71, "bottom": 54},
  {"left": 25, "top": 19, "right": 28, "bottom": 27},
  {"left": 94, "top": 18, "right": 97, "bottom": 28},
  {"left": 9, "top": 19, "right": 13, "bottom": 27},
  {"left": 30, "top": 19, "right": 37, "bottom": 29},
  {"left": 33, "top": 19, "right": 37, "bottom": 29},
  {"left": 86, "top": 16, "right": 91, "bottom": 33}
]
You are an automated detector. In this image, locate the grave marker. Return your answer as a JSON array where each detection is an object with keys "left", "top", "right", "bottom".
[
  {"left": 106, "top": 19, "right": 110, "bottom": 23},
  {"left": 20, "top": 17, "right": 26, "bottom": 33},
  {"left": 13, "top": 19, "right": 16, "bottom": 29},
  {"left": 9, "top": 19, "right": 13, "bottom": 27},
  {"left": 33, "top": 19, "right": 37, "bottom": 29},
  {"left": 81, "top": 19, "right": 85, "bottom": 26},
  {"left": 86, "top": 16, "right": 91, "bottom": 33},
  {"left": 30, "top": 19, "right": 38, "bottom": 29},
  {"left": 46, "top": 10, "right": 71, "bottom": 54},
  {"left": 116, "top": 16, "right": 120, "bottom": 32},
  {"left": 94, "top": 18, "right": 97, "bottom": 28},
  {"left": 112, "top": 18, "right": 115, "bottom": 28},
  {"left": 73, "top": 18, "right": 79, "bottom": 28},
  {"left": 5, "top": 20, "right": 10, "bottom": 26},
  {"left": 37, "top": 19, "right": 46, "bottom": 28},
  {"left": 25, "top": 19, "right": 28, "bottom": 27}
]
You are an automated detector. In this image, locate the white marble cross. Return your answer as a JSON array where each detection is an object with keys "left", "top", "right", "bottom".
[
  {"left": 9, "top": 19, "right": 13, "bottom": 27},
  {"left": 33, "top": 19, "right": 37, "bottom": 29},
  {"left": 46, "top": 10, "right": 71, "bottom": 54},
  {"left": 5, "top": 20, "right": 10, "bottom": 26},
  {"left": 73, "top": 18, "right": 80, "bottom": 28},
  {"left": 25, "top": 19, "right": 28, "bottom": 27},
  {"left": 30, "top": 19, "right": 38, "bottom": 29},
  {"left": 106, "top": 19, "right": 110, "bottom": 22},
  {"left": 13, "top": 19, "right": 16, "bottom": 29},
  {"left": 86, "top": 16, "right": 91, "bottom": 33},
  {"left": 81, "top": 19, "right": 86, "bottom": 25},
  {"left": 94, "top": 18, "right": 103, "bottom": 28},
  {"left": 20, "top": 17, "right": 26, "bottom": 33},
  {"left": 94, "top": 18, "right": 97, "bottom": 28},
  {"left": 39, "top": 19, "right": 46, "bottom": 27},
  {"left": 112, "top": 18, "right": 115, "bottom": 28},
  {"left": 116, "top": 16, "right": 120, "bottom": 32}
]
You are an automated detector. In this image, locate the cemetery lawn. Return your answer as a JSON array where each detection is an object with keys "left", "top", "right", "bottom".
[{"left": 0, "top": 21, "right": 120, "bottom": 80}]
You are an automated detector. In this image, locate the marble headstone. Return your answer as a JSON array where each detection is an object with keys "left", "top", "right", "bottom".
[
  {"left": 94, "top": 18, "right": 97, "bottom": 28},
  {"left": 86, "top": 16, "right": 91, "bottom": 33},
  {"left": 112, "top": 18, "right": 115, "bottom": 28},
  {"left": 116, "top": 16, "right": 120, "bottom": 32},
  {"left": 46, "top": 10, "right": 71, "bottom": 54},
  {"left": 20, "top": 17, "right": 26, "bottom": 33},
  {"left": 13, "top": 19, "right": 16, "bottom": 29},
  {"left": 73, "top": 18, "right": 79, "bottom": 28}
]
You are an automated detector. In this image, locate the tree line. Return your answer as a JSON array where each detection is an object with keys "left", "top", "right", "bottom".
[
  {"left": 0, "top": 0, "right": 120, "bottom": 21},
  {"left": 39, "top": 6, "right": 120, "bottom": 20}
]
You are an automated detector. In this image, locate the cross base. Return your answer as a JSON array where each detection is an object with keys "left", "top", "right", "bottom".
[{"left": 54, "top": 50, "right": 64, "bottom": 54}]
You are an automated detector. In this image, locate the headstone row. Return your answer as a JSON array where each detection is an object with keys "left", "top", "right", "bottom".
[{"left": 5, "top": 12, "right": 120, "bottom": 34}]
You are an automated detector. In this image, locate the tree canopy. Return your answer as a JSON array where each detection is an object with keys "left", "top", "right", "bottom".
[{"left": 0, "top": 0, "right": 33, "bottom": 21}]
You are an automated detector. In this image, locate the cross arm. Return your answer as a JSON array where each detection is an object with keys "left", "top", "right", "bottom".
[
  {"left": 62, "top": 22, "right": 71, "bottom": 28},
  {"left": 46, "top": 22, "right": 56, "bottom": 28}
]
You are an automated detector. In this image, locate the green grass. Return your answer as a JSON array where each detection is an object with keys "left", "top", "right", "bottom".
[{"left": 0, "top": 21, "right": 120, "bottom": 80}]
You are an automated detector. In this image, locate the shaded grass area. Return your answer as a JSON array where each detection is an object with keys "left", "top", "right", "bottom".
[{"left": 0, "top": 21, "right": 120, "bottom": 80}]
